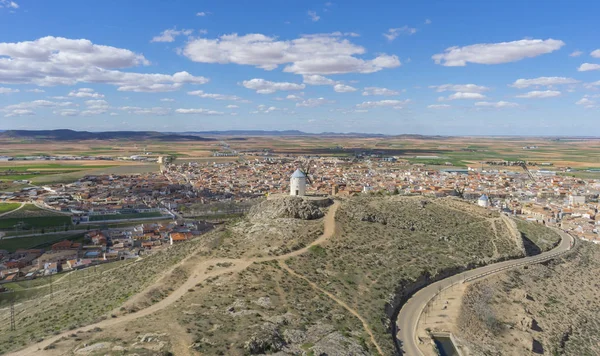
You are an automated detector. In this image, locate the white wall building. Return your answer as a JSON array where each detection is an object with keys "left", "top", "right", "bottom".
[
  {"left": 478, "top": 194, "right": 490, "bottom": 208},
  {"left": 290, "top": 169, "right": 307, "bottom": 196}
]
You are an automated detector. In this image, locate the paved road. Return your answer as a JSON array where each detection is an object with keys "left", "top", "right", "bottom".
[{"left": 395, "top": 228, "right": 574, "bottom": 356}]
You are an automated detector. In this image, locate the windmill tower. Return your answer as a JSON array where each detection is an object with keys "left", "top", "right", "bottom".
[{"left": 290, "top": 169, "right": 307, "bottom": 196}]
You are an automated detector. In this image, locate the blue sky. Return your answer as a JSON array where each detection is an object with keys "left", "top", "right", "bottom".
[{"left": 1, "top": 0, "right": 599, "bottom": 135}]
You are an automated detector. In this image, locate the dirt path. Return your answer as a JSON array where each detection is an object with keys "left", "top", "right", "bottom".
[
  {"left": 279, "top": 260, "right": 385, "bottom": 355},
  {"left": 9, "top": 201, "right": 341, "bottom": 356}
]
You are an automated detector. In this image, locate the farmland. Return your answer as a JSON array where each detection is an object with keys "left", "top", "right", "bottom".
[
  {"left": 0, "top": 232, "right": 84, "bottom": 252},
  {"left": 0, "top": 204, "right": 72, "bottom": 230},
  {"left": 88, "top": 211, "right": 164, "bottom": 221},
  {"left": 0, "top": 202, "right": 21, "bottom": 214}
]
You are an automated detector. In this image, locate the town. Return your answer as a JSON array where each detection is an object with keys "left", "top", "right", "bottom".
[{"left": 1, "top": 153, "right": 599, "bottom": 285}]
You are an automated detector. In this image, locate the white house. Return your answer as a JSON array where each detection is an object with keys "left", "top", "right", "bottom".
[{"left": 290, "top": 169, "right": 307, "bottom": 196}]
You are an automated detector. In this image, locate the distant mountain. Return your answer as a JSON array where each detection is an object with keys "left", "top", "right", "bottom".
[
  {"left": 186, "top": 130, "right": 388, "bottom": 137},
  {"left": 0, "top": 129, "right": 216, "bottom": 141}
]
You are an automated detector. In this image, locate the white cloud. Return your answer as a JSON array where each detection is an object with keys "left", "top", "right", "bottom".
[
  {"left": 182, "top": 33, "right": 400, "bottom": 75},
  {"left": 516, "top": 90, "right": 561, "bottom": 98},
  {"left": 0, "top": 0, "right": 18, "bottom": 9},
  {"left": 82, "top": 99, "right": 109, "bottom": 115},
  {"left": 187, "top": 90, "right": 245, "bottom": 101},
  {"left": 576, "top": 97, "right": 594, "bottom": 107},
  {"left": 303, "top": 74, "right": 336, "bottom": 85},
  {"left": 286, "top": 94, "right": 303, "bottom": 101},
  {"left": 569, "top": 50, "right": 583, "bottom": 57},
  {"left": 425, "top": 19, "right": 432, "bottom": 25},
  {"left": 68, "top": 88, "right": 104, "bottom": 98},
  {"left": 307, "top": 11, "right": 320, "bottom": 22},
  {"left": 333, "top": 84, "right": 357, "bottom": 93},
  {"left": 510, "top": 76, "right": 579, "bottom": 89},
  {"left": 54, "top": 109, "right": 79, "bottom": 117},
  {"left": 591, "top": 50, "right": 600, "bottom": 58},
  {"left": 432, "top": 38, "right": 564, "bottom": 66},
  {"left": 26, "top": 88, "right": 45, "bottom": 93},
  {"left": 5, "top": 109, "right": 33, "bottom": 117},
  {"left": 296, "top": 97, "right": 335, "bottom": 107},
  {"left": 429, "top": 84, "right": 489, "bottom": 93},
  {"left": 252, "top": 104, "right": 279, "bottom": 114},
  {"left": 160, "top": 98, "right": 175, "bottom": 102},
  {"left": 0, "top": 87, "right": 19, "bottom": 94},
  {"left": 226, "top": 104, "right": 238, "bottom": 109},
  {"left": 427, "top": 104, "right": 450, "bottom": 109},
  {"left": 442, "top": 92, "right": 486, "bottom": 100},
  {"left": 0, "top": 36, "right": 209, "bottom": 92},
  {"left": 175, "top": 108, "right": 224, "bottom": 115},
  {"left": 119, "top": 106, "right": 170, "bottom": 115},
  {"left": 383, "top": 26, "right": 417, "bottom": 41},
  {"left": 356, "top": 99, "right": 410, "bottom": 109},
  {"left": 109, "top": 112, "right": 118, "bottom": 116},
  {"left": 475, "top": 101, "right": 519, "bottom": 108},
  {"left": 151, "top": 28, "right": 193, "bottom": 43},
  {"left": 3, "top": 100, "right": 75, "bottom": 113},
  {"left": 362, "top": 87, "right": 401, "bottom": 96},
  {"left": 242, "top": 78, "right": 305, "bottom": 94},
  {"left": 196, "top": 11, "right": 210, "bottom": 16},
  {"left": 578, "top": 63, "right": 600, "bottom": 72}
]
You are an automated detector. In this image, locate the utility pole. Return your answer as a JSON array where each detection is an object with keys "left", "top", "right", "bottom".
[{"left": 10, "top": 290, "right": 16, "bottom": 331}]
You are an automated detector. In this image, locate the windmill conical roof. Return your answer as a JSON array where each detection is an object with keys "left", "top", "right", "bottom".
[{"left": 291, "top": 168, "right": 306, "bottom": 178}]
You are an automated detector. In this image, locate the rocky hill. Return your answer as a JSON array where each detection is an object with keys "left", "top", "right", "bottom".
[{"left": 0, "top": 195, "right": 562, "bottom": 356}]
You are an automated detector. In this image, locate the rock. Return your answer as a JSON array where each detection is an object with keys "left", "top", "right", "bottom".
[
  {"left": 244, "top": 323, "right": 285, "bottom": 354},
  {"left": 361, "top": 213, "right": 387, "bottom": 224},
  {"left": 248, "top": 197, "right": 325, "bottom": 221},
  {"left": 312, "top": 331, "right": 369, "bottom": 356},
  {"left": 254, "top": 296, "right": 272, "bottom": 308},
  {"left": 75, "top": 342, "right": 111, "bottom": 355}
]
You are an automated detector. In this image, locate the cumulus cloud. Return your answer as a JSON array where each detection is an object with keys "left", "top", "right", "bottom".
[
  {"left": 175, "top": 108, "right": 224, "bottom": 115},
  {"left": 0, "top": 0, "right": 18, "bottom": 9},
  {"left": 187, "top": 90, "right": 245, "bottom": 101},
  {"left": 569, "top": 50, "right": 583, "bottom": 57},
  {"left": 151, "top": 28, "right": 193, "bottom": 43},
  {"left": 54, "top": 109, "right": 79, "bottom": 117},
  {"left": 432, "top": 39, "right": 564, "bottom": 66},
  {"left": 26, "top": 88, "right": 45, "bottom": 93},
  {"left": 591, "top": 50, "right": 600, "bottom": 58},
  {"left": 362, "top": 87, "right": 401, "bottom": 96},
  {"left": 383, "top": 26, "right": 417, "bottom": 41},
  {"left": 356, "top": 99, "right": 410, "bottom": 109},
  {"left": 242, "top": 78, "right": 305, "bottom": 94},
  {"left": 333, "top": 84, "right": 357, "bottom": 93},
  {"left": 81, "top": 99, "right": 109, "bottom": 115},
  {"left": 3, "top": 100, "right": 75, "bottom": 114},
  {"left": 440, "top": 92, "right": 486, "bottom": 100},
  {"left": 196, "top": 11, "right": 210, "bottom": 16},
  {"left": 68, "top": 88, "right": 104, "bottom": 98},
  {"left": 307, "top": 11, "right": 320, "bottom": 22},
  {"left": 182, "top": 33, "right": 400, "bottom": 75},
  {"left": 296, "top": 97, "right": 335, "bottom": 107},
  {"left": 160, "top": 98, "right": 175, "bottom": 102},
  {"left": 510, "top": 76, "right": 579, "bottom": 88},
  {"left": 0, "top": 87, "right": 19, "bottom": 94},
  {"left": 578, "top": 63, "right": 600, "bottom": 72},
  {"left": 286, "top": 94, "right": 303, "bottom": 101},
  {"left": 252, "top": 104, "right": 279, "bottom": 114},
  {"left": 226, "top": 104, "right": 238, "bottom": 109},
  {"left": 0, "top": 36, "right": 209, "bottom": 92},
  {"left": 5, "top": 109, "right": 33, "bottom": 117},
  {"left": 427, "top": 104, "right": 450, "bottom": 109},
  {"left": 475, "top": 101, "right": 519, "bottom": 108},
  {"left": 576, "top": 97, "right": 595, "bottom": 107},
  {"left": 429, "top": 84, "right": 489, "bottom": 93},
  {"left": 516, "top": 90, "right": 561, "bottom": 98},
  {"left": 303, "top": 74, "right": 336, "bottom": 85}
]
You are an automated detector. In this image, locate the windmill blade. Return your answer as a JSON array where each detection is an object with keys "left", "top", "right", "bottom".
[{"left": 306, "top": 175, "right": 313, "bottom": 185}]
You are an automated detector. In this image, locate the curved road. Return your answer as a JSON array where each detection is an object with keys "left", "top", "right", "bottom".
[{"left": 395, "top": 228, "right": 574, "bottom": 356}]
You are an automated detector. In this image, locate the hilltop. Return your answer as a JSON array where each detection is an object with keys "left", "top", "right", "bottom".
[{"left": 0, "top": 195, "right": 562, "bottom": 355}]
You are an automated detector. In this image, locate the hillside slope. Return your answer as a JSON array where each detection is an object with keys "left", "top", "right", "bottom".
[
  {"left": 457, "top": 241, "right": 600, "bottom": 356},
  {"left": 3, "top": 196, "right": 563, "bottom": 355}
]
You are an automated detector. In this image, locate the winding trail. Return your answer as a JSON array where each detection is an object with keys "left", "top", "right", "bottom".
[
  {"left": 9, "top": 201, "right": 375, "bottom": 356},
  {"left": 395, "top": 227, "right": 575, "bottom": 356}
]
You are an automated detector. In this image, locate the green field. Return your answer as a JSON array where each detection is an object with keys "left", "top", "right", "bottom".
[
  {"left": 88, "top": 211, "right": 164, "bottom": 221},
  {"left": 0, "top": 215, "right": 72, "bottom": 230},
  {"left": 0, "top": 203, "right": 20, "bottom": 214},
  {"left": 0, "top": 232, "right": 84, "bottom": 252},
  {"left": 0, "top": 163, "right": 117, "bottom": 183}
]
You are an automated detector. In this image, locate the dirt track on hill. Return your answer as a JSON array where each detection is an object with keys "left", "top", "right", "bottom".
[{"left": 8, "top": 201, "right": 384, "bottom": 356}]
